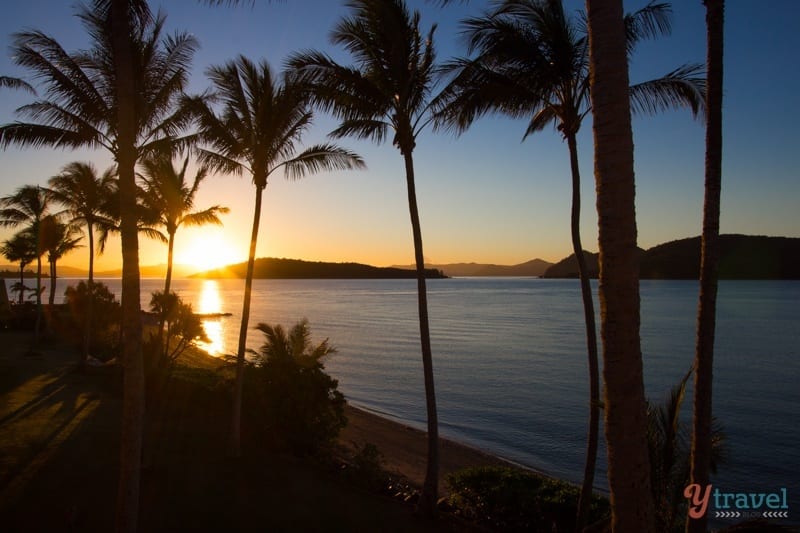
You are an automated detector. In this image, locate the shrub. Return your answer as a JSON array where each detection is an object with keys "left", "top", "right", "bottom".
[
  {"left": 243, "top": 319, "right": 347, "bottom": 455},
  {"left": 446, "top": 466, "right": 609, "bottom": 532},
  {"left": 62, "top": 281, "right": 121, "bottom": 360}
]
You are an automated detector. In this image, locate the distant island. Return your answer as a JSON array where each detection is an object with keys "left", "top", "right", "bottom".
[
  {"left": 191, "top": 257, "right": 448, "bottom": 280},
  {"left": 391, "top": 258, "right": 553, "bottom": 277},
  {"left": 4, "top": 235, "right": 798, "bottom": 281},
  {"left": 542, "top": 234, "right": 800, "bottom": 280}
]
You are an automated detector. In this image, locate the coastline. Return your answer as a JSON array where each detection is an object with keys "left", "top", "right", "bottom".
[{"left": 339, "top": 403, "right": 523, "bottom": 495}]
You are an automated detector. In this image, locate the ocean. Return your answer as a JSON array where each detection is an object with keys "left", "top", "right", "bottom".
[{"left": 48, "top": 276, "right": 800, "bottom": 514}]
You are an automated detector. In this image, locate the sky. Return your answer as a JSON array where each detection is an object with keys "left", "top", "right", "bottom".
[{"left": 1, "top": 0, "right": 798, "bottom": 272}]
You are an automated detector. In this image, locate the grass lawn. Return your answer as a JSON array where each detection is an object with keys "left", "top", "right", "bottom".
[{"left": 0, "top": 330, "right": 473, "bottom": 532}]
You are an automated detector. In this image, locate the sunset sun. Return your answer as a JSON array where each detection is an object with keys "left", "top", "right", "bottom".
[{"left": 177, "top": 231, "right": 240, "bottom": 272}]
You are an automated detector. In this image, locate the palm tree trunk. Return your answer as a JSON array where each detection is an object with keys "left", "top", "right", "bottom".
[
  {"left": 687, "top": 2, "right": 724, "bottom": 532},
  {"left": 164, "top": 232, "right": 175, "bottom": 296},
  {"left": 111, "top": 1, "right": 144, "bottom": 532},
  {"left": 586, "top": 1, "right": 654, "bottom": 532},
  {"left": 83, "top": 223, "right": 94, "bottom": 362},
  {"left": 48, "top": 257, "right": 56, "bottom": 306},
  {"left": 230, "top": 183, "right": 265, "bottom": 458},
  {"left": 156, "top": 231, "right": 176, "bottom": 359},
  {"left": 402, "top": 150, "right": 440, "bottom": 517},
  {"left": 34, "top": 253, "right": 42, "bottom": 346},
  {"left": 568, "top": 132, "right": 600, "bottom": 533},
  {"left": 18, "top": 264, "right": 24, "bottom": 305}
]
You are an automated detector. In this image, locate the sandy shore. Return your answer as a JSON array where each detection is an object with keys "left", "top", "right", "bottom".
[{"left": 339, "top": 404, "right": 515, "bottom": 495}]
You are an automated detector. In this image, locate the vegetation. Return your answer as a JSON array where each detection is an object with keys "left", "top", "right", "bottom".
[
  {"left": 447, "top": 466, "right": 609, "bottom": 532},
  {"left": 585, "top": 0, "right": 655, "bottom": 530},
  {"left": 184, "top": 55, "right": 364, "bottom": 457},
  {"left": 0, "top": 0, "right": 753, "bottom": 530},
  {"left": 61, "top": 281, "right": 121, "bottom": 361},
  {"left": 48, "top": 161, "right": 116, "bottom": 361},
  {"left": 243, "top": 320, "right": 346, "bottom": 455},
  {"left": 289, "top": 0, "right": 445, "bottom": 514},
  {"left": 688, "top": 4, "right": 725, "bottom": 531},
  {"left": 139, "top": 154, "right": 229, "bottom": 296}
]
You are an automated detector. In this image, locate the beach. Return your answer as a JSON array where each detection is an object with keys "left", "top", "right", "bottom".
[{"left": 340, "top": 404, "right": 514, "bottom": 495}]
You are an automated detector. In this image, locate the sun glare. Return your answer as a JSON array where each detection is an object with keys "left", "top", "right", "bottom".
[{"left": 178, "top": 231, "right": 240, "bottom": 273}]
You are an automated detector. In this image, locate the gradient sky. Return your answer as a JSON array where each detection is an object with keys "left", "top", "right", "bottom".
[{"left": 1, "top": 0, "right": 798, "bottom": 272}]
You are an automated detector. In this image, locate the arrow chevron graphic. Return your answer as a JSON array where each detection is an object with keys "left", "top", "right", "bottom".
[{"left": 762, "top": 511, "right": 789, "bottom": 518}]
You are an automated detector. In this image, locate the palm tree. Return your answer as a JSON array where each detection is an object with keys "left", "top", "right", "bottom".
[
  {"left": 1, "top": 231, "right": 38, "bottom": 305},
  {"left": 38, "top": 215, "right": 84, "bottom": 306},
  {"left": 0, "top": 2, "right": 196, "bottom": 528},
  {"left": 183, "top": 55, "right": 364, "bottom": 457},
  {"left": 438, "top": 2, "right": 704, "bottom": 527},
  {"left": 687, "top": 2, "right": 724, "bottom": 532},
  {"left": 0, "top": 185, "right": 51, "bottom": 344},
  {"left": 139, "top": 154, "right": 229, "bottom": 295},
  {"left": 586, "top": 0, "right": 654, "bottom": 530},
  {"left": 48, "top": 161, "right": 116, "bottom": 360},
  {"left": 288, "top": 0, "right": 445, "bottom": 515}
]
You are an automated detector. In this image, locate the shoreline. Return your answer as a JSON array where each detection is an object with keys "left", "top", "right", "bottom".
[{"left": 339, "top": 402, "right": 533, "bottom": 495}]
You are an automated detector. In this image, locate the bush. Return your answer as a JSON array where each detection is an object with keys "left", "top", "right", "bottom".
[
  {"left": 446, "top": 466, "right": 609, "bottom": 532},
  {"left": 243, "top": 319, "right": 347, "bottom": 455},
  {"left": 62, "top": 281, "right": 121, "bottom": 360}
]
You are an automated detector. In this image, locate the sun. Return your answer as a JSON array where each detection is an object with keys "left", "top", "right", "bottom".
[{"left": 177, "top": 230, "right": 241, "bottom": 273}]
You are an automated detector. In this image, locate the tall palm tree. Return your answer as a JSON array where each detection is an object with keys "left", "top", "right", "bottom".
[
  {"left": 48, "top": 161, "right": 116, "bottom": 360},
  {"left": 139, "top": 154, "right": 229, "bottom": 295},
  {"left": 1, "top": 231, "right": 38, "bottom": 304},
  {"left": 38, "top": 215, "right": 84, "bottom": 306},
  {"left": 0, "top": 2, "right": 196, "bottom": 528},
  {"left": 288, "top": 0, "right": 444, "bottom": 515},
  {"left": 0, "top": 185, "right": 51, "bottom": 344},
  {"left": 586, "top": 0, "right": 654, "bottom": 531},
  {"left": 437, "top": 2, "right": 704, "bottom": 527},
  {"left": 687, "top": 2, "right": 724, "bottom": 532},
  {"left": 183, "top": 55, "right": 364, "bottom": 457}
]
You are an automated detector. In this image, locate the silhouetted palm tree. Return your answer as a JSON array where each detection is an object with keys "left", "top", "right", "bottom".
[
  {"left": 288, "top": 0, "right": 445, "bottom": 515},
  {"left": 586, "top": 0, "right": 654, "bottom": 530},
  {"left": 184, "top": 55, "right": 364, "bottom": 457},
  {"left": 438, "top": 2, "right": 704, "bottom": 527},
  {"left": 0, "top": 185, "right": 51, "bottom": 344},
  {"left": 687, "top": 2, "right": 724, "bottom": 532},
  {"left": 0, "top": 2, "right": 196, "bottom": 528},
  {"left": 38, "top": 215, "right": 83, "bottom": 306},
  {"left": 1, "top": 231, "right": 38, "bottom": 304},
  {"left": 48, "top": 161, "right": 116, "bottom": 360},
  {"left": 139, "top": 154, "right": 229, "bottom": 295}
]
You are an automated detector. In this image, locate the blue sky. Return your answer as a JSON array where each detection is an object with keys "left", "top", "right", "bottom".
[{"left": 1, "top": 0, "right": 798, "bottom": 271}]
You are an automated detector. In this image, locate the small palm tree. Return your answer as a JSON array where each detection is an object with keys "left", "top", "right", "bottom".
[
  {"left": 0, "top": 185, "right": 51, "bottom": 343},
  {"left": 48, "top": 161, "right": 116, "bottom": 359},
  {"left": 438, "top": 2, "right": 704, "bottom": 527},
  {"left": 289, "top": 0, "right": 446, "bottom": 514},
  {"left": 184, "top": 55, "right": 365, "bottom": 457},
  {"left": 38, "top": 215, "right": 84, "bottom": 306},
  {"left": 139, "top": 154, "right": 229, "bottom": 295},
  {"left": 1, "top": 231, "right": 38, "bottom": 305}
]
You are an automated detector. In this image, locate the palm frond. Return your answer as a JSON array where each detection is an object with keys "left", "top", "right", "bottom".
[
  {"left": 0, "top": 76, "right": 36, "bottom": 95},
  {"left": 630, "top": 63, "right": 706, "bottom": 119},
  {"left": 279, "top": 144, "right": 366, "bottom": 181}
]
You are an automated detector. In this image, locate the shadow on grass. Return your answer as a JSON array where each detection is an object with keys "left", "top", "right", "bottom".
[{"left": 0, "top": 332, "right": 469, "bottom": 532}]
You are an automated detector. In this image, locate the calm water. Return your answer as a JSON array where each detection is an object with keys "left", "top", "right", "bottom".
[{"left": 52, "top": 277, "right": 800, "bottom": 508}]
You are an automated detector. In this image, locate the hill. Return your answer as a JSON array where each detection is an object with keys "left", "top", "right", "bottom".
[
  {"left": 391, "top": 258, "right": 553, "bottom": 277},
  {"left": 542, "top": 235, "right": 800, "bottom": 280},
  {"left": 192, "top": 257, "right": 448, "bottom": 279}
]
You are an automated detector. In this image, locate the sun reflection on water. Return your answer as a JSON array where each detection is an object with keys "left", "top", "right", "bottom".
[{"left": 196, "top": 280, "right": 226, "bottom": 356}]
